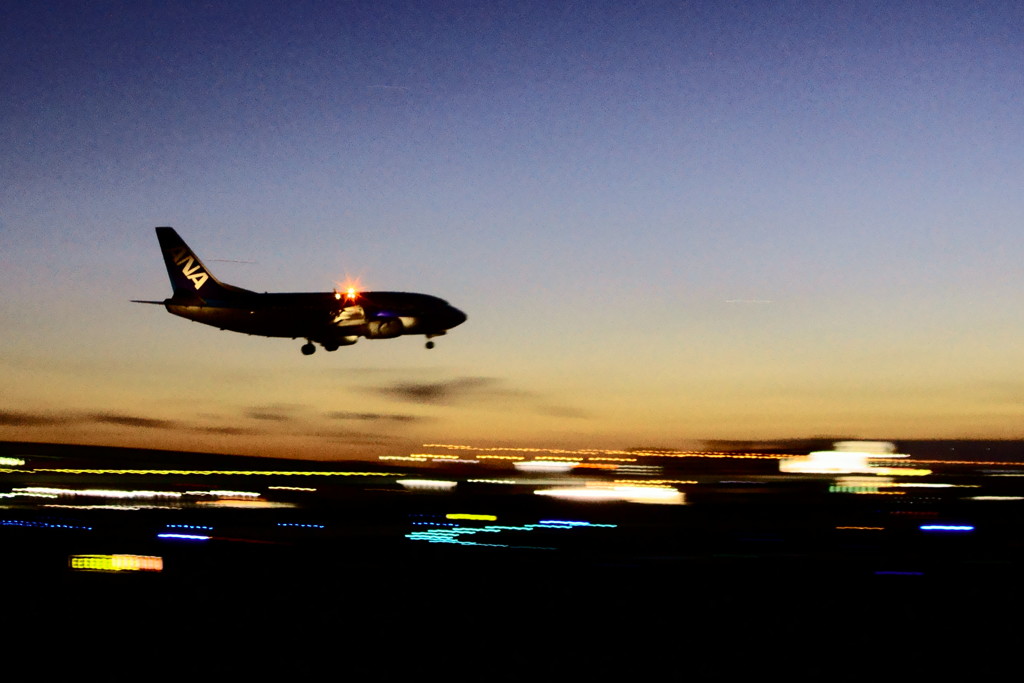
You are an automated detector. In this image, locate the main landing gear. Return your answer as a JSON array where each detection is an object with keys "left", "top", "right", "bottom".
[
  {"left": 301, "top": 342, "right": 316, "bottom": 355},
  {"left": 425, "top": 332, "right": 445, "bottom": 350}
]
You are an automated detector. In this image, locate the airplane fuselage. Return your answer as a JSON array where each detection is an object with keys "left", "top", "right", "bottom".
[{"left": 165, "top": 291, "right": 466, "bottom": 344}]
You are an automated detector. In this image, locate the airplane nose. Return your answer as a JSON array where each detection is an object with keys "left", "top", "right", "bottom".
[{"left": 446, "top": 306, "right": 467, "bottom": 328}]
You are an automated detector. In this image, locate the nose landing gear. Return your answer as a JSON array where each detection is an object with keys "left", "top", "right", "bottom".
[{"left": 301, "top": 342, "right": 316, "bottom": 355}]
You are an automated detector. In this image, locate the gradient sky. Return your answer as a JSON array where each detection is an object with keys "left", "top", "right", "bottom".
[{"left": 3, "top": 1, "right": 1024, "bottom": 459}]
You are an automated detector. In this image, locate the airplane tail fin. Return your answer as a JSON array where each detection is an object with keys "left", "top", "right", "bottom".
[{"left": 155, "top": 227, "right": 252, "bottom": 301}]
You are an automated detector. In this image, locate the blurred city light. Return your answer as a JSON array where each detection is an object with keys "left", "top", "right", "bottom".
[
  {"left": 534, "top": 484, "right": 684, "bottom": 504},
  {"left": 514, "top": 460, "right": 579, "bottom": 473},
  {"left": 158, "top": 533, "right": 212, "bottom": 541},
  {"left": 69, "top": 554, "right": 163, "bottom": 572},
  {"left": 398, "top": 479, "right": 457, "bottom": 491}
]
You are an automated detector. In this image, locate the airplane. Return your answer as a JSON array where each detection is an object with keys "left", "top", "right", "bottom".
[{"left": 133, "top": 227, "right": 466, "bottom": 355}]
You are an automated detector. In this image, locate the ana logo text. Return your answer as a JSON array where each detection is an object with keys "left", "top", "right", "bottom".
[{"left": 169, "top": 246, "right": 209, "bottom": 290}]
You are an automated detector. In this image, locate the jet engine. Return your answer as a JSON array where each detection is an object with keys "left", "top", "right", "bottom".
[{"left": 364, "top": 318, "right": 405, "bottom": 339}]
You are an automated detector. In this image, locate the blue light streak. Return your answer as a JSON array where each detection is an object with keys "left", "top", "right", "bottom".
[
  {"left": 406, "top": 518, "right": 617, "bottom": 547},
  {"left": 157, "top": 533, "right": 211, "bottom": 541},
  {"left": 1, "top": 519, "right": 92, "bottom": 530},
  {"left": 919, "top": 525, "right": 975, "bottom": 532}
]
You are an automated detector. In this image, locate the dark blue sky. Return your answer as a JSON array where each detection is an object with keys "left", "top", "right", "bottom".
[{"left": 4, "top": 1, "right": 1024, "bottom": 458}]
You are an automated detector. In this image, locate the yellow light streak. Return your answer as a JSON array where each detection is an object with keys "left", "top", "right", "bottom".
[
  {"left": 421, "top": 443, "right": 1024, "bottom": 468},
  {"left": 870, "top": 468, "right": 932, "bottom": 476},
  {"left": 422, "top": 444, "right": 783, "bottom": 460},
  {"left": 845, "top": 490, "right": 906, "bottom": 495},
  {"left": 33, "top": 469, "right": 403, "bottom": 477},
  {"left": 613, "top": 479, "right": 698, "bottom": 485},
  {"left": 446, "top": 514, "right": 498, "bottom": 521},
  {"left": 69, "top": 554, "right": 163, "bottom": 572}
]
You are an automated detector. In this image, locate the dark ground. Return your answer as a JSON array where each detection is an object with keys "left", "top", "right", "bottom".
[{"left": 3, "top": 440, "right": 1022, "bottom": 679}]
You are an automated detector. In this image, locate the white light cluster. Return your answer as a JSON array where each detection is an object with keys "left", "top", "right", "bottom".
[
  {"left": 397, "top": 479, "right": 457, "bottom": 491},
  {"left": 13, "top": 487, "right": 182, "bottom": 499},
  {"left": 534, "top": 485, "right": 684, "bottom": 504}
]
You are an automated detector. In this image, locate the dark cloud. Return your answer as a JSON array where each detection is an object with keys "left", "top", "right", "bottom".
[
  {"left": 244, "top": 404, "right": 303, "bottom": 422},
  {"left": 373, "top": 377, "right": 518, "bottom": 405},
  {"left": 0, "top": 411, "right": 179, "bottom": 429},
  {"left": 89, "top": 413, "right": 177, "bottom": 429},
  {"left": 196, "top": 426, "right": 257, "bottom": 436},
  {"left": 306, "top": 428, "right": 402, "bottom": 446},
  {"left": 368, "top": 376, "right": 588, "bottom": 419},
  {"left": 246, "top": 410, "right": 292, "bottom": 422},
  {"left": 326, "top": 411, "right": 421, "bottom": 423},
  {"left": 0, "top": 411, "right": 65, "bottom": 426}
]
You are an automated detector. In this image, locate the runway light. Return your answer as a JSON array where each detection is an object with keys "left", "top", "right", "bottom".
[
  {"left": 514, "top": 460, "right": 579, "bottom": 473},
  {"left": 405, "top": 517, "right": 616, "bottom": 547},
  {"left": 13, "top": 487, "right": 181, "bottom": 499},
  {"left": 195, "top": 499, "right": 294, "bottom": 509},
  {"left": 36, "top": 468, "right": 398, "bottom": 477},
  {"left": 69, "top": 554, "right": 163, "bottom": 572},
  {"left": 1, "top": 519, "right": 92, "bottom": 530},
  {"left": 920, "top": 525, "right": 974, "bottom": 532},
  {"left": 398, "top": 479, "right": 457, "bottom": 491},
  {"left": 158, "top": 533, "right": 211, "bottom": 541},
  {"left": 537, "top": 520, "right": 616, "bottom": 528},
  {"left": 534, "top": 485, "right": 684, "bottom": 504},
  {"left": 184, "top": 490, "right": 259, "bottom": 498}
]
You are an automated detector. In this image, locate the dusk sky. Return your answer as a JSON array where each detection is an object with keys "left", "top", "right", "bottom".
[{"left": 3, "top": 1, "right": 1024, "bottom": 459}]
